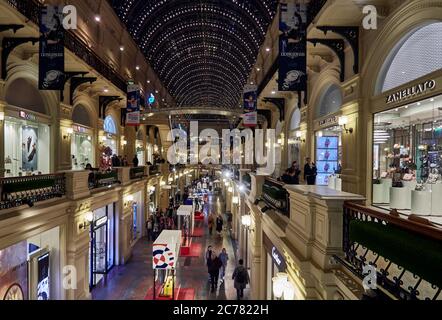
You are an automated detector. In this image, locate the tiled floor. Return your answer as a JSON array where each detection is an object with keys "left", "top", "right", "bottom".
[{"left": 92, "top": 194, "right": 249, "bottom": 300}]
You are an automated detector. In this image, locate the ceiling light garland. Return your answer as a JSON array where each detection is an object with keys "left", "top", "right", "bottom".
[{"left": 111, "top": 0, "right": 278, "bottom": 109}]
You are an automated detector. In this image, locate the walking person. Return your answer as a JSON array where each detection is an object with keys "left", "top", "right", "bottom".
[
  {"left": 208, "top": 212, "right": 215, "bottom": 236},
  {"left": 216, "top": 214, "right": 224, "bottom": 237},
  {"left": 146, "top": 217, "right": 153, "bottom": 241},
  {"left": 232, "top": 259, "right": 250, "bottom": 300},
  {"left": 208, "top": 253, "right": 223, "bottom": 293},
  {"left": 218, "top": 248, "right": 229, "bottom": 283},
  {"left": 206, "top": 245, "right": 213, "bottom": 281}
]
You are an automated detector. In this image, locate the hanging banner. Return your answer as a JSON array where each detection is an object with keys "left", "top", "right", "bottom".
[
  {"left": 278, "top": 2, "right": 307, "bottom": 92},
  {"left": 243, "top": 112, "right": 258, "bottom": 127},
  {"left": 126, "top": 84, "right": 141, "bottom": 126},
  {"left": 243, "top": 85, "right": 257, "bottom": 127},
  {"left": 39, "top": 6, "right": 65, "bottom": 90}
]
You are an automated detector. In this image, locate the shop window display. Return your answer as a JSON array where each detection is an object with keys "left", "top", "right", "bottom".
[
  {"left": 4, "top": 118, "right": 50, "bottom": 177},
  {"left": 315, "top": 127, "right": 342, "bottom": 186},
  {"left": 71, "top": 131, "right": 93, "bottom": 170},
  {"left": 372, "top": 94, "right": 442, "bottom": 221}
]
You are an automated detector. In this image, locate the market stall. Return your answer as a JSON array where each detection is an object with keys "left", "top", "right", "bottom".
[
  {"left": 152, "top": 230, "right": 181, "bottom": 300},
  {"left": 177, "top": 205, "right": 194, "bottom": 255}
]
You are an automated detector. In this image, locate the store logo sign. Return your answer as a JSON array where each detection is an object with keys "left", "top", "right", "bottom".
[
  {"left": 94, "top": 216, "right": 108, "bottom": 228},
  {"left": 272, "top": 247, "right": 286, "bottom": 270},
  {"left": 73, "top": 125, "right": 86, "bottom": 133},
  {"left": 318, "top": 116, "right": 338, "bottom": 128},
  {"left": 19, "top": 111, "right": 36, "bottom": 121},
  {"left": 386, "top": 80, "right": 436, "bottom": 104}
]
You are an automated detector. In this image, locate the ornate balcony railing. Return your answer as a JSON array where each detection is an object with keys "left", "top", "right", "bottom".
[
  {"left": 88, "top": 170, "right": 119, "bottom": 190},
  {"left": 6, "top": 0, "right": 127, "bottom": 92},
  {"left": 262, "top": 178, "right": 290, "bottom": 218},
  {"left": 307, "top": 0, "right": 328, "bottom": 25},
  {"left": 130, "top": 166, "right": 146, "bottom": 180},
  {"left": 0, "top": 174, "right": 66, "bottom": 210},
  {"left": 337, "top": 202, "right": 442, "bottom": 300}
]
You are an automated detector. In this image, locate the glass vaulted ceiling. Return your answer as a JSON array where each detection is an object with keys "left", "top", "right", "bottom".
[{"left": 111, "top": 0, "right": 278, "bottom": 110}]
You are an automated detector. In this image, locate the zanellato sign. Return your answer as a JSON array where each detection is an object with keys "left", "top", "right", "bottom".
[{"left": 386, "top": 80, "right": 436, "bottom": 104}]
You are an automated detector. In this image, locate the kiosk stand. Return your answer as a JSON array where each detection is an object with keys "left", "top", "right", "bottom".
[{"left": 152, "top": 230, "right": 181, "bottom": 300}]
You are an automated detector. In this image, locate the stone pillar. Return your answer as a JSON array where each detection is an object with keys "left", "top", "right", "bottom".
[
  {"left": 117, "top": 167, "right": 131, "bottom": 186},
  {"left": 119, "top": 189, "right": 133, "bottom": 264},
  {"left": 57, "top": 118, "right": 74, "bottom": 171},
  {"left": 65, "top": 171, "right": 91, "bottom": 200},
  {"left": 65, "top": 202, "right": 93, "bottom": 300},
  {"left": 125, "top": 127, "right": 136, "bottom": 163},
  {"left": 249, "top": 205, "right": 263, "bottom": 300}
]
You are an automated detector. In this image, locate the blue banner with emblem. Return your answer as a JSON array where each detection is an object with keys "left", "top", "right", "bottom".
[
  {"left": 39, "top": 6, "right": 65, "bottom": 90},
  {"left": 243, "top": 84, "right": 257, "bottom": 127},
  {"left": 279, "top": 2, "right": 307, "bottom": 92}
]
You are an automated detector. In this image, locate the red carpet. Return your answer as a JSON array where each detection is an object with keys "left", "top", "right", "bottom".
[
  {"left": 179, "top": 242, "right": 202, "bottom": 257},
  {"left": 144, "top": 287, "right": 195, "bottom": 300},
  {"left": 192, "top": 227, "right": 204, "bottom": 237}
]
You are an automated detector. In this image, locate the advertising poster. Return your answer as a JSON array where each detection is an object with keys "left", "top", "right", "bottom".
[
  {"left": 279, "top": 2, "right": 307, "bottom": 91},
  {"left": 316, "top": 136, "right": 339, "bottom": 186},
  {"left": 243, "top": 85, "right": 257, "bottom": 127},
  {"left": 39, "top": 6, "right": 65, "bottom": 90},
  {"left": 0, "top": 241, "right": 28, "bottom": 300},
  {"left": 126, "top": 84, "right": 141, "bottom": 126},
  {"left": 37, "top": 253, "right": 50, "bottom": 300},
  {"left": 243, "top": 85, "right": 257, "bottom": 113},
  {"left": 243, "top": 112, "right": 258, "bottom": 127},
  {"left": 22, "top": 126, "right": 38, "bottom": 172}
]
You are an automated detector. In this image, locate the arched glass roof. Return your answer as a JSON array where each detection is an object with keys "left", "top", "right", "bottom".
[{"left": 111, "top": 0, "right": 278, "bottom": 110}]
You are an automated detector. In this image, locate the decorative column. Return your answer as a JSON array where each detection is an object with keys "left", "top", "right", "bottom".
[
  {"left": 58, "top": 116, "right": 74, "bottom": 171},
  {"left": 249, "top": 205, "right": 263, "bottom": 300}
]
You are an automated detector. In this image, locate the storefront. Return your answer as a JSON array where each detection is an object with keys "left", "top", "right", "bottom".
[
  {"left": 263, "top": 233, "right": 287, "bottom": 300},
  {"left": 127, "top": 191, "right": 143, "bottom": 243},
  {"left": 136, "top": 130, "right": 145, "bottom": 165},
  {"left": 0, "top": 227, "right": 61, "bottom": 300},
  {"left": 369, "top": 22, "right": 442, "bottom": 222},
  {"left": 102, "top": 115, "right": 118, "bottom": 156},
  {"left": 89, "top": 203, "right": 116, "bottom": 289},
  {"left": 3, "top": 110, "right": 50, "bottom": 177},
  {"left": 71, "top": 104, "right": 94, "bottom": 170},
  {"left": 71, "top": 125, "right": 93, "bottom": 170}
]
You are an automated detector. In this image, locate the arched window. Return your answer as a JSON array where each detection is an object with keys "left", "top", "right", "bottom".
[
  {"left": 6, "top": 79, "right": 46, "bottom": 114},
  {"left": 316, "top": 84, "right": 342, "bottom": 119},
  {"left": 104, "top": 115, "right": 117, "bottom": 135},
  {"left": 289, "top": 108, "right": 301, "bottom": 131},
  {"left": 72, "top": 104, "right": 92, "bottom": 127},
  {"left": 377, "top": 22, "right": 442, "bottom": 93}
]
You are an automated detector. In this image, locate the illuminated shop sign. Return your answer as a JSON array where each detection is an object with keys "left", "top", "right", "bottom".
[
  {"left": 19, "top": 111, "right": 37, "bottom": 122},
  {"left": 318, "top": 116, "right": 338, "bottom": 128},
  {"left": 148, "top": 93, "right": 156, "bottom": 105},
  {"left": 94, "top": 216, "right": 108, "bottom": 228},
  {"left": 386, "top": 79, "right": 436, "bottom": 104},
  {"left": 271, "top": 247, "right": 287, "bottom": 271},
  {"left": 73, "top": 125, "right": 87, "bottom": 133}
]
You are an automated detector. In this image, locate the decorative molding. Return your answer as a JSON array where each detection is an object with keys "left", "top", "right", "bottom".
[
  {"left": 1, "top": 37, "right": 38, "bottom": 79},
  {"left": 70, "top": 77, "right": 97, "bottom": 106}
]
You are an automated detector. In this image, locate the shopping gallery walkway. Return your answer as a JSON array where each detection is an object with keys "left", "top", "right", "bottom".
[{"left": 92, "top": 194, "right": 248, "bottom": 300}]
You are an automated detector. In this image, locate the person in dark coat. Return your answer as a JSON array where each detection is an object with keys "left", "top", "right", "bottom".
[
  {"left": 132, "top": 155, "right": 139, "bottom": 167},
  {"left": 232, "top": 259, "right": 250, "bottom": 300},
  {"left": 208, "top": 253, "right": 223, "bottom": 293},
  {"left": 304, "top": 157, "right": 317, "bottom": 185},
  {"left": 216, "top": 214, "right": 224, "bottom": 236}
]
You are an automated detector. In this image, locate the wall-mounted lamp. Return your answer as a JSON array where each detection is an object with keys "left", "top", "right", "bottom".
[
  {"left": 0, "top": 111, "right": 5, "bottom": 122},
  {"left": 232, "top": 196, "right": 239, "bottom": 204},
  {"left": 79, "top": 211, "right": 94, "bottom": 230},
  {"left": 63, "top": 127, "right": 74, "bottom": 140},
  {"left": 100, "top": 136, "right": 107, "bottom": 143},
  {"left": 228, "top": 187, "right": 233, "bottom": 193},
  {"left": 241, "top": 214, "right": 254, "bottom": 231},
  {"left": 294, "top": 131, "right": 306, "bottom": 143},
  {"left": 124, "top": 194, "right": 135, "bottom": 207},
  {"left": 149, "top": 186, "right": 156, "bottom": 193},
  {"left": 122, "top": 139, "right": 128, "bottom": 146},
  {"left": 339, "top": 116, "right": 353, "bottom": 134}
]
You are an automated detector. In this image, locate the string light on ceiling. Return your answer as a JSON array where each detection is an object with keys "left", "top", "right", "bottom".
[{"left": 111, "top": 0, "right": 278, "bottom": 109}]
